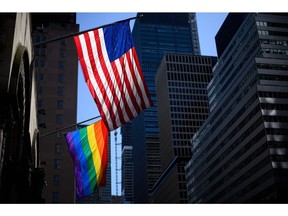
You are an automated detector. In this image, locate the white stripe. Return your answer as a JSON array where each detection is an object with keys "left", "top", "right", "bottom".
[
  {"left": 129, "top": 49, "right": 151, "bottom": 108},
  {"left": 97, "top": 30, "right": 130, "bottom": 127},
  {"left": 123, "top": 53, "right": 143, "bottom": 114},
  {"left": 114, "top": 58, "right": 138, "bottom": 118},
  {"left": 89, "top": 29, "right": 121, "bottom": 129},
  {"left": 78, "top": 33, "right": 113, "bottom": 130}
]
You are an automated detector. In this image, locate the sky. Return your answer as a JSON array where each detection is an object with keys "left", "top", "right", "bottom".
[{"left": 75, "top": 12, "right": 228, "bottom": 195}]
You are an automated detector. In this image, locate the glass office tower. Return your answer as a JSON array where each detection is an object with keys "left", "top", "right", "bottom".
[
  {"left": 185, "top": 13, "right": 288, "bottom": 203},
  {"left": 123, "top": 13, "right": 201, "bottom": 203}
]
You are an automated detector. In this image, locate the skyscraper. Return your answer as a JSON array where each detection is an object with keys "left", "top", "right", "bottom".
[
  {"left": 123, "top": 13, "right": 201, "bottom": 202},
  {"left": 31, "top": 13, "right": 79, "bottom": 203},
  {"left": 185, "top": 13, "right": 288, "bottom": 203},
  {"left": 152, "top": 53, "right": 216, "bottom": 203}
]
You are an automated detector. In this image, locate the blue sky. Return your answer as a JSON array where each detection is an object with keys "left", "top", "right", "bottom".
[{"left": 76, "top": 12, "right": 228, "bottom": 195}]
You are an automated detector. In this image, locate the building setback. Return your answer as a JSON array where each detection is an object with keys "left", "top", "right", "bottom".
[
  {"left": 123, "top": 12, "right": 201, "bottom": 203},
  {"left": 185, "top": 13, "right": 288, "bottom": 203},
  {"left": 31, "top": 13, "right": 79, "bottom": 203},
  {"left": 152, "top": 54, "right": 216, "bottom": 203}
]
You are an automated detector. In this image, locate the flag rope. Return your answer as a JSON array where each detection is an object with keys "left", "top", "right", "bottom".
[
  {"left": 40, "top": 115, "right": 101, "bottom": 138},
  {"left": 33, "top": 14, "right": 143, "bottom": 47}
]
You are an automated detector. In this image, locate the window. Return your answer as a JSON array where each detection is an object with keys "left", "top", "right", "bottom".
[
  {"left": 37, "top": 86, "right": 44, "bottom": 94},
  {"left": 54, "top": 159, "right": 61, "bottom": 169},
  {"left": 55, "top": 143, "right": 61, "bottom": 154},
  {"left": 37, "top": 99, "right": 43, "bottom": 108},
  {"left": 52, "top": 192, "right": 60, "bottom": 203},
  {"left": 58, "top": 74, "right": 64, "bottom": 83},
  {"left": 60, "top": 49, "right": 66, "bottom": 57},
  {"left": 56, "top": 131, "right": 62, "bottom": 139},
  {"left": 59, "top": 61, "right": 65, "bottom": 69},
  {"left": 60, "top": 38, "right": 66, "bottom": 45},
  {"left": 57, "top": 100, "right": 64, "bottom": 110},
  {"left": 53, "top": 175, "right": 61, "bottom": 186},
  {"left": 57, "top": 87, "right": 64, "bottom": 96},
  {"left": 56, "top": 114, "right": 63, "bottom": 124},
  {"left": 38, "top": 73, "right": 44, "bottom": 81}
]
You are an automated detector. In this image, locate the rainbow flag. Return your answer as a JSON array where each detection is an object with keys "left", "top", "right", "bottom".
[{"left": 65, "top": 120, "right": 108, "bottom": 198}]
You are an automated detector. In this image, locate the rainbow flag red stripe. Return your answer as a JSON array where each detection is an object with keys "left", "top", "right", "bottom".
[{"left": 65, "top": 120, "right": 108, "bottom": 198}]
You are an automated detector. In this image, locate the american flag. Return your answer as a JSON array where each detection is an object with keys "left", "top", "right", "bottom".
[{"left": 74, "top": 20, "right": 152, "bottom": 131}]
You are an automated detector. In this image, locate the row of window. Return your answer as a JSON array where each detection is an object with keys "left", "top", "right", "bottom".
[
  {"left": 171, "top": 113, "right": 208, "bottom": 121},
  {"left": 170, "top": 100, "right": 208, "bottom": 108},
  {"left": 166, "top": 54, "right": 212, "bottom": 65},
  {"left": 167, "top": 69, "right": 212, "bottom": 82},
  {"left": 168, "top": 87, "right": 208, "bottom": 95},
  {"left": 260, "top": 39, "right": 288, "bottom": 46},
  {"left": 37, "top": 98, "right": 64, "bottom": 108},
  {"left": 262, "top": 48, "right": 288, "bottom": 56},
  {"left": 257, "top": 20, "right": 288, "bottom": 29},
  {"left": 36, "top": 73, "right": 65, "bottom": 83},
  {"left": 258, "top": 29, "right": 288, "bottom": 37},
  {"left": 169, "top": 94, "right": 208, "bottom": 102},
  {"left": 168, "top": 81, "right": 208, "bottom": 89},
  {"left": 170, "top": 106, "right": 209, "bottom": 114}
]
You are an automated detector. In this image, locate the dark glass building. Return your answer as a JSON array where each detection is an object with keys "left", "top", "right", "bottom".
[
  {"left": 152, "top": 54, "right": 216, "bottom": 203},
  {"left": 123, "top": 13, "right": 201, "bottom": 203},
  {"left": 185, "top": 13, "right": 288, "bottom": 203}
]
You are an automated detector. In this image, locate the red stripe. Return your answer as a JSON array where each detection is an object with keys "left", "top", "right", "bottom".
[
  {"left": 132, "top": 47, "right": 153, "bottom": 107},
  {"left": 111, "top": 59, "right": 134, "bottom": 121},
  {"left": 125, "top": 50, "right": 147, "bottom": 110},
  {"left": 121, "top": 54, "right": 142, "bottom": 115},
  {"left": 83, "top": 31, "right": 115, "bottom": 129},
  {"left": 93, "top": 30, "right": 125, "bottom": 128}
]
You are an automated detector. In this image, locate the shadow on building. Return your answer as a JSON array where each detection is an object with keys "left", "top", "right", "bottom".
[{"left": 0, "top": 13, "right": 45, "bottom": 203}]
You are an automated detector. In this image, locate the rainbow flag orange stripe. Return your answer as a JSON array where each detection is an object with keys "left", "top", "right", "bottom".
[{"left": 65, "top": 120, "right": 108, "bottom": 198}]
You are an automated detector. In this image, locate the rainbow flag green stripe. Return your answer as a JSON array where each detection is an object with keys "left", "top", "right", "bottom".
[{"left": 65, "top": 120, "right": 108, "bottom": 198}]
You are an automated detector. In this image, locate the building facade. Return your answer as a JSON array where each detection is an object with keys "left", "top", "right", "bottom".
[
  {"left": 31, "top": 13, "right": 79, "bottom": 203},
  {"left": 0, "top": 13, "right": 45, "bottom": 203},
  {"left": 152, "top": 54, "right": 216, "bottom": 203},
  {"left": 122, "top": 145, "right": 134, "bottom": 203},
  {"left": 185, "top": 13, "right": 288, "bottom": 203},
  {"left": 122, "top": 12, "right": 201, "bottom": 203}
]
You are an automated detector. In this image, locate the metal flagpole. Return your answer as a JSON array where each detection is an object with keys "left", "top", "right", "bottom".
[
  {"left": 40, "top": 115, "right": 101, "bottom": 138},
  {"left": 33, "top": 14, "right": 143, "bottom": 47}
]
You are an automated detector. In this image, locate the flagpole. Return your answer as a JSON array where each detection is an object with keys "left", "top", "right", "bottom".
[
  {"left": 40, "top": 115, "right": 101, "bottom": 138},
  {"left": 33, "top": 14, "right": 143, "bottom": 47}
]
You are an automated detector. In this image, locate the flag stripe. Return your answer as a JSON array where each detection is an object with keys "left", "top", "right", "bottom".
[
  {"left": 112, "top": 59, "right": 135, "bottom": 120},
  {"left": 94, "top": 29, "right": 125, "bottom": 128},
  {"left": 94, "top": 121, "right": 108, "bottom": 185},
  {"left": 87, "top": 124, "right": 101, "bottom": 185},
  {"left": 79, "top": 33, "right": 113, "bottom": 130},
  {"left": 72, "top": 130, "right": 91, "bottom": 196},
  {"left": 131, "top": 47, "right": 153, "bottom": 108},
  {"left": 125, "top": 49, "right": 148, "bottom": 110},
  {"left": 65, "top": 132, "right": 84, "bottom": 197},
  {"left": 80, "top": 128, "right": 97, "bottom": 193}
]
